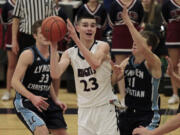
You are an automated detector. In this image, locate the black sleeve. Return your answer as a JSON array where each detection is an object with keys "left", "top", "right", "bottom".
[
  {"left": 161, "top": 0, "right": 169, "bottom": 23},
  {"left": 1, "top": 3, "right": 8, "bottom": 23},
  {"left": 58, "top": 8, "right": 67, "bottom": 22}
]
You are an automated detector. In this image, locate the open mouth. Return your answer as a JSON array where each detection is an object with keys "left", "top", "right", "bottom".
[{"left": 86, "top": 33, "right": 93, "bottom": 36}]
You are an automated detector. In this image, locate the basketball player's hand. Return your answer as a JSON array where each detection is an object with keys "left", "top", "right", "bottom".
[
  {"left": 49, "top": 41, "right": 58, "bottom": 50},
  {"left": 55, "top": 100, "right": 67, "bottom": 113},
  {"left": 121, "top": 5, "right": 131, "bottom": 26},
  {"left": 12, "top": 40, "right": 19, "bottom": 55},
  {"left": 110, "top": 61, "right": 124, "bottom": 81},
  {"left": 133, "top": 126, "right": 153, "bottom": 135},
  {"left": 64, "top": 32, "right": 71, "bottom": 44},
  {"left": 30, "top": 95, "right": 49, "bottom": 112},
  {"left": 66, "top": 19, "right": 78, "bottom": 42},
  {"left": 166, "top": 56, "right": 175, "bottom": 77}
]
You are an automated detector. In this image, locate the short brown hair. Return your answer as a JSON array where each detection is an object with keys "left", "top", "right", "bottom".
[
  {"left": 140, "top": 31, "right": 159, "bottom": 52},
  {"left": 32, "top": 20, "right": 43, "bottom": 34}
]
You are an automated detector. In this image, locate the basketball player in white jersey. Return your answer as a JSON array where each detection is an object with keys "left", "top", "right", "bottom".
[{"left": 50, "top": 14, "right": 120, "bottom": 135}]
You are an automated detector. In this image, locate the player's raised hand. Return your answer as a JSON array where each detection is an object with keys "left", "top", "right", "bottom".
[
  {"left": 30, "top": 95, "right": 49, "bottom": 112},
  {"left": 133, "top": 126, "right": 153, "bottom": 135},
  {"left": 166, "top": 56, "right": 174, "bottom": 77},
  {"left": 66, "top": 19, "right": 78, "bottom": 41},
  {"left": 49, "top": 41, "right": 58, "bottom": 50},
  {"left": 110, "top": 60, "right": 124, "bottom": 81},
  {"left": 121, "top": 5, "right": 131, "bottom": 25}
]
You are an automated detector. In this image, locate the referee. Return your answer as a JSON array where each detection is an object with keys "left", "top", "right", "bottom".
[{"left": 12, "top": 0, "right": 57, "bottom": 54}]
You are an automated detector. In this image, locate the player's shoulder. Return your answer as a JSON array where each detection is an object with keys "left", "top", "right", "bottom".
[
  {"left": 21, "top": 48, "right": 34, "bottom": 57},
  {"left": 96, "top": 40, "right": 110, "bottom": 49},
  {"left": 19, "top": 49, "right": 34, "bottom": 65},
  {"left": 67, "top": 45, "right": 78, "bottom": 51},
  {"left": 66, "top": 45, "right": 78, "bottom": 55},
  {"left": 96, "top": 40, "right": 108, "bottom": 45}
]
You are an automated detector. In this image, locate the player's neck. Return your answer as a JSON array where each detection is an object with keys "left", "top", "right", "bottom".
[
  {"left": 80, "top": 38, "right": 95, "bottom": 49},
  {"left": 36, "top": 44, "right": 49, "bottom": 58},
  {"left": 134, "top": 55, "right": 145, "bottom": 64}
]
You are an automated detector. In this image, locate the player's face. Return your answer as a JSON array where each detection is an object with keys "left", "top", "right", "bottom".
[
  {"left": 132, "top": 42, "right": 139, "bottom": 55},
  {"left": 77, "top": 19, "right": 97, "bottom": 40},
  {"left": 132, "top": 42, "right": 152, "bottom": 55},
  {"left": 35, "top": 27, "right": 49, "bottom": 46}
]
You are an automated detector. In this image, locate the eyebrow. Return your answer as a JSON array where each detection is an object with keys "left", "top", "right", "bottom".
[{"left": 81, "top": 22, "right": 96, "bottom": 25}]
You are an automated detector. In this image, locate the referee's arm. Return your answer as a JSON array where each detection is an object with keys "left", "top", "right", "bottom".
[
  {"left": 12, "top": 17, "right": 20, "bottom": 55},
  {"left": 12, "top": 0, "right": 21, "bottom": 54}
]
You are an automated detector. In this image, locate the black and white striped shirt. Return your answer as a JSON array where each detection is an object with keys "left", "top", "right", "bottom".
[{"left": 13, "top": 0, "right": 57, "bottom": 35}]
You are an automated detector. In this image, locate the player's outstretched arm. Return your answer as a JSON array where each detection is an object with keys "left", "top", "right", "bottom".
[
  {"left": 67, "top": 19, "right": 109, "bottom": 69},
  {"left": 121, "top": 6, "right": 161, "bottom": 78},
  {"left": 50, "top": 43, "right": 70, "bottom": 79},
  {"left": 11, "top": 50, "right": 49, "bottom": 112},
  {"left": 133, "top": 113, "right": 180, "bottom": 135}
]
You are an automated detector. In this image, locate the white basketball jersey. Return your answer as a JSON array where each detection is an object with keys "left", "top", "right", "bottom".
[{"left": 68, "top": 40, "right": 116, "bottom": 108}]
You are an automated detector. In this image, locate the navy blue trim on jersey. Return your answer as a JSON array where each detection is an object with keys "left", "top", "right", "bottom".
[
  {"left": 78, "top": 40, "right": 97, "bottom": 60},
  {"left": 130, "top": 56, "right": 145, "bottom": 68}
]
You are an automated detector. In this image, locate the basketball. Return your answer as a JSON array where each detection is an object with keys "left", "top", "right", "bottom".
[{"left": 41, "top": 16, "right": 67, "bottom": 42}]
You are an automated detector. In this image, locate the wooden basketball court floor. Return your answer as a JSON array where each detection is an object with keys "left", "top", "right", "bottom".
[{"left": 0, "top": 88, "right": 180, "bottom": 135}]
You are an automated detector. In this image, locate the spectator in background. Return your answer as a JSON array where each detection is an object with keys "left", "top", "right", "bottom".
[
  {"left": 12, "top": 0, "right": 57, "bottom": 55},
  {"left": 108, "top": 0, "right": 144, "bottom": 105},
  {"left": 0, "top": 8, "right": 3, "bottom": 49},
  {"left": 103, "top": 0, "right": 113, "bottom": 12},
  {"left": 1, "top": 0, "right": 17, "bottom": 101},
  {"left": 162, "top": 0, "right": 180, "bottom": 104},
  {"left": 75, "top": 0, "right": 107, "bottom": 40},
  {"left": 81, "top": 0, "right": 88, "bottom": 4}
]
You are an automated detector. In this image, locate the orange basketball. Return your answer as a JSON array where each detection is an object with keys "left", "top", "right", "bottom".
[{"left": 42, "top": 16, "right": 67, "bottom": 42}]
